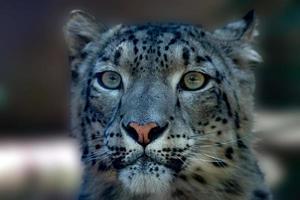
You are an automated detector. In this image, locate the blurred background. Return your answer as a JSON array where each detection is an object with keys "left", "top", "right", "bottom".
[{"left": 0, "top": 0, "right": 299, "bottom": 199}]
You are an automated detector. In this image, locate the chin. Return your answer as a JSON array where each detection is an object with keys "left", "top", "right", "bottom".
[{"left": 118, "top": 161, "right": 173, "bottom": 195}]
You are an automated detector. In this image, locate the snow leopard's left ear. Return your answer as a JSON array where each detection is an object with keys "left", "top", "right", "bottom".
[
  {"left": 213, "top": 10, "right": 262, "bottom": 67},
  {"left": 64, "top": 10, "right": 103, "bottom": 59}
]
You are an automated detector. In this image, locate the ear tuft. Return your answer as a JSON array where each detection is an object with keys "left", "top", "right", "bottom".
[{"left": 230, "top": 44, "right": 263, "bottom": 68}]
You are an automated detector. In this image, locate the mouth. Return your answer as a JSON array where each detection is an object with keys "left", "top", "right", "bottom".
[
  {"left": 113, "top": 153, "right": 184, "bottom": 174},
  {"left": 112, "top": 153, "right": 153, "bottom": 169}
]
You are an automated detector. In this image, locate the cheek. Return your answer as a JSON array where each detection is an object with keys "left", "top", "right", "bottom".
[
  {"left": 90, "top": 93, "right": 121, "bottom": 119},
  {"left": 179, "top": 90, "right": 219, "bottom": 121}
]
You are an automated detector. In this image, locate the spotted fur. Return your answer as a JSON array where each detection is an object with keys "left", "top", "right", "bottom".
[{"left": 64, "top": 10, "right": 271, "bottom": 200}]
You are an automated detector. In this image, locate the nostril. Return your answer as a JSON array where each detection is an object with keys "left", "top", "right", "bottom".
[
  {"left": 122, "top": 121, "right": 169, "bottom": 147},
  {"left": 148, "top": 123, "right": 169, "bottom": 143},
  {"left": 122, "top": 123, "right": 139, "bottom": 142}
]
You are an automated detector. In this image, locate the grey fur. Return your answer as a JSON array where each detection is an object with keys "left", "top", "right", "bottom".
[{"left": 64, "top": 10, "right": 271, "bottom": 200}]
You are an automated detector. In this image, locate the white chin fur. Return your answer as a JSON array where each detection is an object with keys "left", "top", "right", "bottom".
[{"left": 119, "top": 166, "right": 172, "bottom": 195}]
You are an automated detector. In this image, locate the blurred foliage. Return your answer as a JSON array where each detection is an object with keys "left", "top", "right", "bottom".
[{"left": 0, "top": 86, "right": 8, "bottom": 111}]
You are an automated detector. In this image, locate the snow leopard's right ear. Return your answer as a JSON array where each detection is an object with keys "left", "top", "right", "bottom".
[
  {"left": 64, "top": 10, "right": 103, "bottom": 60},
  {"left": 213, "top": 10, "right": 258, "bottom": 42}
]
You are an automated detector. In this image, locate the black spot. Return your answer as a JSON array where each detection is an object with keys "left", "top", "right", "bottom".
[
  {"left": 195, "top": 55, "right": 206, "bottom": 63},
  {"left": 166, "top": 158, "right": 183, "bottom": 173},
  {"left": 112, "top": 157, "right": 124, "bottom": 169},
  {"left": 174, "top": 31, "right": 182, "bottom": 38},
  {"left": 200, "top": 31, "right": 206, "bottom": 37},
  {"left": 102, "top": 185, "right": 115, "bottom": 199},
  {"left": 136, "top": 62, "right": 141, "bottom": 68},
  {"left": 215, "top": 70, "right": 223, "bottom": 84},
  {"left": 222, "top": 118, "right": 228, "bottom": 124},
  {"left": 216, "top": 142, "right": 222, "bottom": 147},
  {"left": 102, "top": 56, "right": 109, "bottom": 62},
  {"left": 98, "top": 162, "right": 108, "bottom": 171},
  {"left": 128, "top": 35, "right": 135, "bottom": 40},
  {"left": 162, "top": 148, "right": 171, "bottom": 152},
  {"left": 71, "top": 70, "right": 79, "bottom": 82},
  {"left": 182, "top": 47, "right": 190, "bottom": 65},
  {"left": 163, "top": 54, "right": 168, "bottom": 62},
  {"left": 83, "top": 146, "right": 89, "bottom": 155},
  {"left": 234, "top": 111, "right": 241, "bottom": 129},
  {"left": 157, "top": 50, "right": 161, "bottom": 57},
  {"left": 160, "top": 60, "right": 164, "bottom": 67},
  {"left": 223, "top": 179, "right": 243, "bottom": 195},
  {"left": 169, "top": 38, "right": 177, "bottom": 45},
  {"left": 225, "top": 147, "right": 234, "bottom": 159},
  {"left": 237, "top": 134, "right": 248, "bottom": 149},
  {"left": 114, "top": 49, "right": 121, "bottom": 65},
  {"left": 134, "top": 46, "right": 139, "bottom": 54},
  {"left": 120, "top": 147, "right": 126, "bottom": 151},
  {"left": 212, "top": 160, "right": 228, "bottom": 167},
  {"left": 176, "top": 99, "right": 181, "bottom": 108},
  {"left": 165, "top": 46, "right": 169, "bottom": 51},
  {"left": 187, "top": 30, "right": 195, "bottom": 37},
  {"left": 192, "top": 174, "right": 207, "bottom": 184},
  {"left": 172, "top": 189, "right": 186, "bottom": 197},
  {"left": 95, "top": 144, "right": 101, "bottom": 149},
  {"left": 133, "top": 38, "right": 139, "bottom": 45},
  {"left": 68, "top": 55, "right": 75, "bottom": 63},
  {"left": 215, "top": 117, "right": 221, "bottom": 122},
  {"left": 222, "top": 93, "right": 233, "bottom": 117},
  {"left": 179, "top": 174, "right": 188, "bottom": 181},
  {"left": 80, "top": 52, "right": 88, "bottom": 60},
  {"left": 204, "top": 55, "right": 212, "bottom": 62},
  {"left": 253, "top": 189, "right": 270, "bottom": 199}
]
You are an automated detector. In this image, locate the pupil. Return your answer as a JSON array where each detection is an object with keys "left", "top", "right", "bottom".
[
  {"left": 189, "top": 76, "right": 196, "bottom": 81},
  {"left": 107, "top": 73, "right": 118, "bottom": 83}
]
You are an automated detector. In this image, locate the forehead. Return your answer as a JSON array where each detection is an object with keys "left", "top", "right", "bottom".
[
  {"left": 117, "top": 23, "right": 205, "bottom": 44},
  {"left": 97, "top": 23, "right": 216, "bottom": 75}
]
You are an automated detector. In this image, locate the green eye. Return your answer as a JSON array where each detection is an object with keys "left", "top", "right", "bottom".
[
  {"left": 96, "top": 71, "right": 122, "bottom": 89},
  {"left": 180, "top": 71, "right": 208, "bottom": 91}
]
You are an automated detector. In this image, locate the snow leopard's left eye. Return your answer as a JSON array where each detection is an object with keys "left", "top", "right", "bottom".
[{"left": 179, "top": 71, "right": 209, "bottom": 91}]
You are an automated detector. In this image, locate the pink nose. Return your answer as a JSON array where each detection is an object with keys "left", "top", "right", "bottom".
[{"left": 128, "top": 122, "right": 158, "bottom": 145}]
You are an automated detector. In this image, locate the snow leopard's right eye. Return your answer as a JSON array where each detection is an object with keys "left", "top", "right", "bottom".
[{"left": 96, "top": 71, "right": 122, "bottom": 90}]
